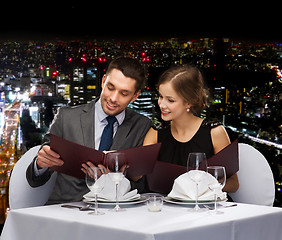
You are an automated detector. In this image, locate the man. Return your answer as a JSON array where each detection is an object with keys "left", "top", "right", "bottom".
[{"left": 26, "top": 57, "right": 152, "bottom": 204}]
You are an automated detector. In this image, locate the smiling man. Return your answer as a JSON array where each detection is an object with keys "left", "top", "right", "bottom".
[
  {"left": 26, "top": 57, "right": 152, "bottom": 204},
  {"left": 100, "top": 68, "right": 140, "bottom": 116}
]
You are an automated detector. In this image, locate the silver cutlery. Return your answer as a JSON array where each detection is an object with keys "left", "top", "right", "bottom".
[
  {"left": 61, "top": 204, "right": 93, "bottom": 211},
  {"left": 204, "top": 203, "right": 237, "bottom": 210}
]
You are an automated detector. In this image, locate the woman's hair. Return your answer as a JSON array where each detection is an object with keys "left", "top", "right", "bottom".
[{"left": 158, "top": 65, "right": 207, "bottom": 113}]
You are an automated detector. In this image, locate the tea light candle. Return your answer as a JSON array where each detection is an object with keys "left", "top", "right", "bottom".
[
  {"left": 148, "top": 203, "right": 161, "bottom": 212},
  {"left": 147, "top": 196, "right": 163, "bottom": 212}
]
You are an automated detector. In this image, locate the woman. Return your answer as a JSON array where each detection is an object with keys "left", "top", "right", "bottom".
[{"left": 144, "top": 65, "right": 239, "bottom": 193}]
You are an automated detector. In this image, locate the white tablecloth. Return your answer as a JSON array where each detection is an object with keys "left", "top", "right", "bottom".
[{"left": 1, "top": 201, "right": 282, "bottom": 240}]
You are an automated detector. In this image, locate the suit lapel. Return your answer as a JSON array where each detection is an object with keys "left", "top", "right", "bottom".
[{"left": 80, "top": 101, "right": 96, "bottom": 148}]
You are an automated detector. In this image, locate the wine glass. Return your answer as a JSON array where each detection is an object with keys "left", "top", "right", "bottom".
[
  {"left": 105, "top": 152, "right": 127, "bottom": 212},
  {"left": 207, "top": 166, "right": 226, "bottom": 214},
  {"left": 187, "top": 152, "right": 208, "bottom": 212},
  {"left": 85, "top": 166, "right": 106, "bottom": 215}
]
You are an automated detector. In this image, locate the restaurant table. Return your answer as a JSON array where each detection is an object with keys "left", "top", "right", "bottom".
[{"left": 1, "top": 201, "right": 282, "bottom": 240}]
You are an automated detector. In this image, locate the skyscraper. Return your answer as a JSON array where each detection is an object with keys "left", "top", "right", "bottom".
[{"left": 69, "top": 60, "right": 104, "bottom": 105}]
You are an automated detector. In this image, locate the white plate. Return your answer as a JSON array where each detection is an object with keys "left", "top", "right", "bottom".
[
  {"left": 83, "top": 196, "right": 147, "bottom": 206},
  {"left": 86, "top": 195, "right": 141, "bottom": 203},
  {"left": 164, "top": 197, "right": 227, "bottom": 205}
]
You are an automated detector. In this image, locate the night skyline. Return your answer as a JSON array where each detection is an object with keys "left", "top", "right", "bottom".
[{"left": 0, "top": 19, "right": 281, "bottom": 215}]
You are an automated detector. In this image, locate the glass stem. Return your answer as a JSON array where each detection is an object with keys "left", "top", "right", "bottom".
[
  {"left": 115, "top": 183, "right": 119, "bottom": 210},
  {"left": 195, "top": 182, "right": 200, "bottom": 211},
  {"left": 214, "top": 192, "right": 217, "bottom": 212},
  {"left": 95, "top": 194, "right": 98, "bottom": 214}
]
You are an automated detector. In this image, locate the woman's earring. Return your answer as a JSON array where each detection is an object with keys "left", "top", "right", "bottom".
[{"left": 186, "top": 108, "right": 190, "bottom": 112}]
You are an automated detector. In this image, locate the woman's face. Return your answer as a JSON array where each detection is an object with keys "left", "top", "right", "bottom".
[{"left": 158, "top": 81, "right": 190, "bottom": 121}]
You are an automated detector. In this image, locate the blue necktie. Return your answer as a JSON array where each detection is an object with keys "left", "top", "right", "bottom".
[{"left": 99, "top": 116, "right": 117, "bottom": 151}]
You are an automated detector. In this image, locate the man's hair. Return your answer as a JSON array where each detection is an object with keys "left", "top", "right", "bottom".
[{"left": 106, "top": 57, "right": 145, "bottom": 92}]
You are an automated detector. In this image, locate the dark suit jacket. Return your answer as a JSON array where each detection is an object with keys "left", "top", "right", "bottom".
[{"left": 26, "top": 100, "right": 152, "bottom": 204}]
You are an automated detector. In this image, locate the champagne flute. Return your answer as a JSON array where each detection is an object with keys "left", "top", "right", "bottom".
[
  {"left": 85, "top": 166, "right": 106, "bottom": 215},
  {"left": 187, "top": 153, "right": 208, "bottom": 212},
  {"left": 207, "top": 166, "right": 226, "bottom": 214},
  {"left": 105, "top": 152, "right": 127, "bottom": 212}
]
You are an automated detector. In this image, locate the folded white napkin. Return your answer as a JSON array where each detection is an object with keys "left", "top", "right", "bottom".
[
  {"left": 168, "top": 171, "right": 227, "bottom": 201},
  {"left": 83, "top": 174, "right": 140, "bottom": 201}
]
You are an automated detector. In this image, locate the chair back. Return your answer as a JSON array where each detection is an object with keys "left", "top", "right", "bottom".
[
  {"left": 229, "top": 143, "right": 275, "bottom": 206},
  {"left": 9, "top": 145, "right": 57, "bottom": 209}
]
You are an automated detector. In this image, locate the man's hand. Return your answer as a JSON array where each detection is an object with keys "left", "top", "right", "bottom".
[
  {"left": 81, "top": 162, "right": 109, "bottom": 175},
  {"left": 37, "top": 145, "right": 64, "bottom": 169}
]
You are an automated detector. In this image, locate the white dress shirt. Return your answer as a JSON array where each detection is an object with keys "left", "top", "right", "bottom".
[{"left": 94, "top": 99, "right": 125, "bottom": 149}]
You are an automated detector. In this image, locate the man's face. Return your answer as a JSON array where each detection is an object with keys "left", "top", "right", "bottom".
[{"left": 100, "top": 68, "right": 140, "bottom": 116}]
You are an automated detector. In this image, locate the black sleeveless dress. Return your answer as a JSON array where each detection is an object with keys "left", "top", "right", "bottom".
[{"left": 157, "top": 119, "right": 222, "bottom": 166}]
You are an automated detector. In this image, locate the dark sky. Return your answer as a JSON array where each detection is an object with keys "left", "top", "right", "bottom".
[{"left": 1, "top": 2, "right": 281, "bottom": 42}]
